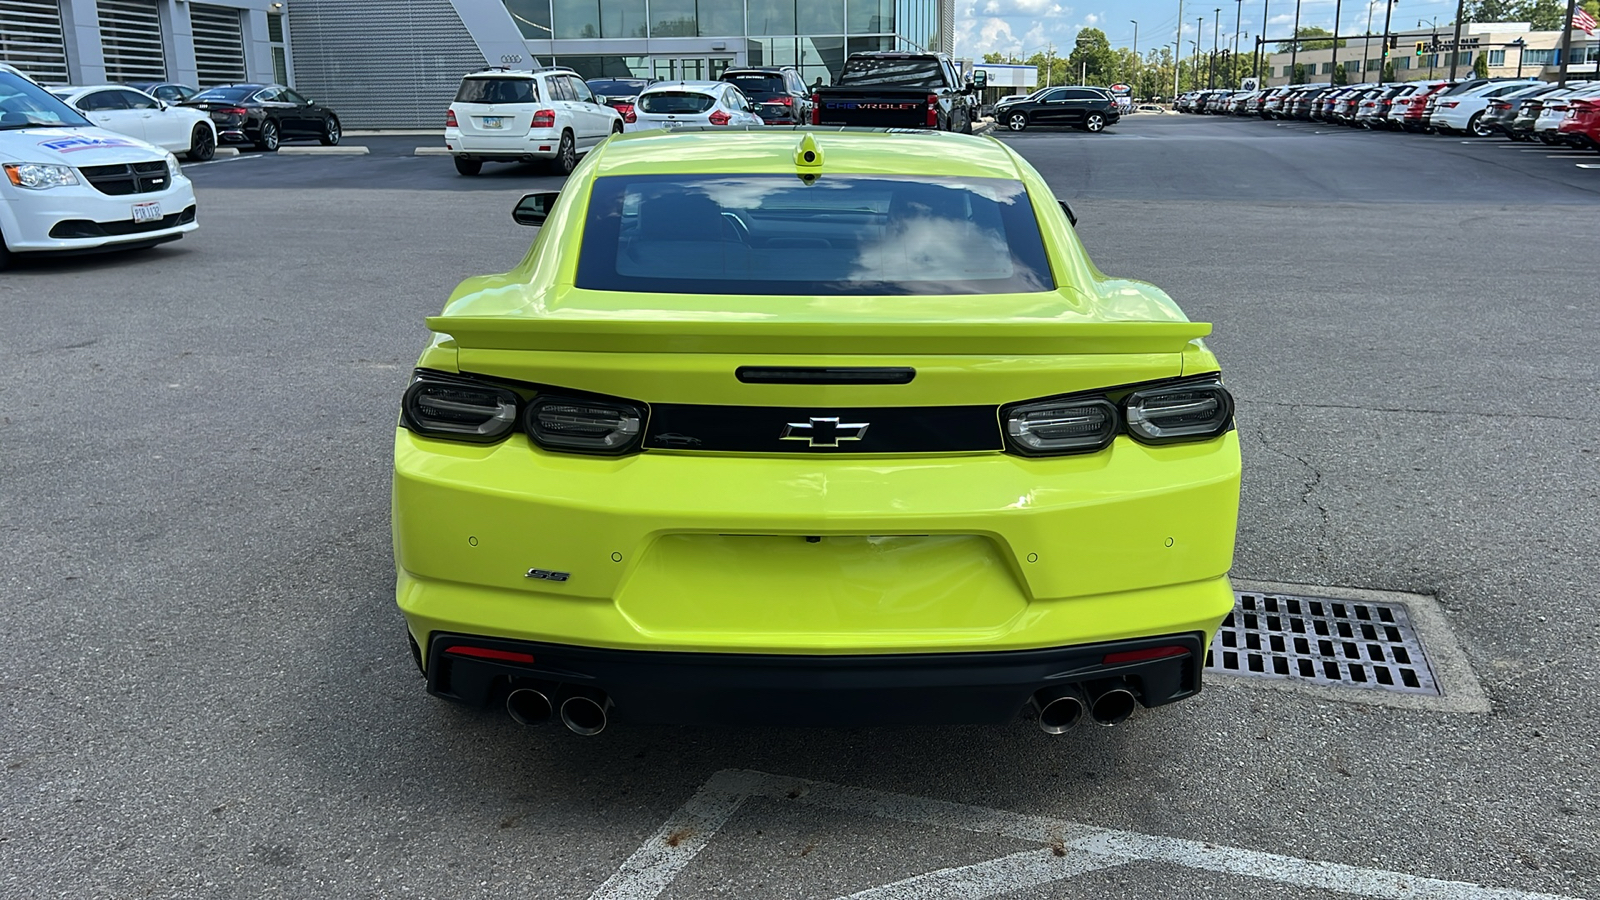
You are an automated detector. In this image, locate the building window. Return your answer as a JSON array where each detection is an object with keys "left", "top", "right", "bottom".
[
  {"left": 748, "top": 0, "right": 795, "bottom": 35},
  {"left": 1485, "top": 49, "right": 1505, "bottom": 66},
  {"left": 1344, "top": 59, "right": 1359, "bottom": 73},
  {"left": 800, "top": 0, "right": 844, "bottom": 35},
  {"left": 552, "top": 55, "right": 649, "bottom": 79},
  {"left": 1319, "top": 62, "right": 1332, "bottom": 74},
  {"left": 268, "top": 11, "right": 288, "bottom": 83},
  {"left": 1395, "top": 56, "right": 1409, "bottom": 69},
  {"left": 848, "top": 0, "right": 893, "bottom": 34},
  {"left": 1450, "top": 51, "right": 1471, "bottom": 66},
  {"left": 1366, "top": 57, "right": 1381, "bottom": 70},
  {"left": 503, "top": 0, "right": 553, "bottom": 39},
  {"left": 1523, "top": 48, "right": 1557, "bottom": 66}
]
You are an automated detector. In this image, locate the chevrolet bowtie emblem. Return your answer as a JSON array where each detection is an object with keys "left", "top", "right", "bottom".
[{"left": 780, "top": 416, "right": 870, "bottom": 448}]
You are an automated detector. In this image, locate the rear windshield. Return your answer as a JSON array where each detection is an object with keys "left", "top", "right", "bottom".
[
  {"left": 838, "top": 57, "right": 944, "bottom": 89},
  {"left": 455, "top": 78, "right": 537, "bottom": 104},
  {"left": 589, "top": 80, "right": 647, "bottom": 97},
  {"left": 192, "top": 86, "right": 254, "bottom": 102},
  {"left": 576, "top": 174, "right": 1055, "bottom": 296},
  {"left": 639, "top": 91, "right": 716, "bottom": 114},
  {"left": 722, "top": 73, "right": 786, "bottom": 96}
]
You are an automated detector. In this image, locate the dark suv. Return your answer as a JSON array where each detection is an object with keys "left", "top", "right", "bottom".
[
  {"left": 999, "top": 86, "right": 1120, "bottom": 132},
  {"left": 718, "top": 67, "right": 812, "bottom": 125}
]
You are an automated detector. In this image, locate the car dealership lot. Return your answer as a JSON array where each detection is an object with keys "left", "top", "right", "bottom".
[{"left": 3, "top": 116, "right": 1598, "bottom": 898}]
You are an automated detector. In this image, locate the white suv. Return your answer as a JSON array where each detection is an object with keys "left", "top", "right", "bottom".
[{"left": 444, "top": 67, "right": 622, "bottom": 176}]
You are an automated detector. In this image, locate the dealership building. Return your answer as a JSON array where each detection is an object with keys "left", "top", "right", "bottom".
[
  {"left": 2, "top": 0, "right": 954, "bottom": 126},
  {"left": 1260, "top": 22, "right": 1600, "bottom": 87}
]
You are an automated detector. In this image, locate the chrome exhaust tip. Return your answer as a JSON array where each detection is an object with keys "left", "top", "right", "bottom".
[
  {"left": 1087, "top": 681, "right": 1139, "bottom": 726},
  {"left": 506, "top": 685, "right": 554, "bottom": 726},
  {"left": 559, "top": 689, "right": 612, "bottom": 736},
  {"left": 1030, "top": 685, "right": 1088, "bottom": 735}
]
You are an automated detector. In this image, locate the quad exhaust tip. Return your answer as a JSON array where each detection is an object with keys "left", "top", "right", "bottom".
[
  {"left": 559, "top": 689, "right": 612, "bottom": 736},
  {"left": 1088, "top": 680, "right": 1139, "bottom": 726},
  {"left": 1030, "top": 685, "right": 1089, "bottom": 734},
  {"left": 506, "top": 685, "right": 554, "bottom": 726}
]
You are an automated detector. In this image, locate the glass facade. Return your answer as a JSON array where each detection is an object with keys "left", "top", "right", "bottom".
[{"left": 501, "top": 0, "right": 943, "bottom": 85}]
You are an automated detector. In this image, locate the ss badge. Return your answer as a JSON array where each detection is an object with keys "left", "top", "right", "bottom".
[{"left": 525, "top": 568, "right": 570, "bottom": 582}]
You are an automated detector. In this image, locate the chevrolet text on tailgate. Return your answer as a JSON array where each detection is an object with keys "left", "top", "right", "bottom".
[
  {"left": 813, "top": 52, "right": 980, "bottom": 133},
  {"left": 393, "top": 128, "right": 1242, "bottom": 737}
]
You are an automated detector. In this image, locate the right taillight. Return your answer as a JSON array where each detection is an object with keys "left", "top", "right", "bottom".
[
  {"left": 445, "top": 109, "right": 458, "bottom": 127},
  {"left": 926, "top": 93, "right": 938, "bottom": 127},
  {"left": 531, "top": 109, "right": 557, "bottom": 128},
  {"left": 1124, "top": 381, "right": 1234, "bottom": 443},
  {"left": 527, "top": 396, "right": 644, "bottom": 455}
]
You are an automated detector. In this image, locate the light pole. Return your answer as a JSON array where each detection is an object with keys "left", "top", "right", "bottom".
[
  {"left": 1331, "top": 0, "right": 1343, "bottom": 82},
  {"left": 1379, "top": 0, "right": 1395, "bottom": 85},
  {"left": 1174, "top": 0, "right": 1185, "bottom": 99},
  {"left": 1511, "top": 36, "right": 1526, "bottom": 78},
  {"left": 1422, "top": 17, "right": 1437, "bottom": 79},
  {"left": 1232, "top": 0, "right": 1243, "bottom": 85},
  {"left": 1290, "top": 0, "right": 1303, "bottom": 82},
  {"left": 1197, "top": 18, "right": 1205, "bottom": 88},
  {"left": 1211, "top": 8, "right": 1221, "bottom": 88},
  {"left": 1362, "top": 0, "right": 1376, "bottom": 84},
  {"left": 1131, "top": 20, "right": 1139, "bottom": 93},
  {"left": 1448, "top": 0, "right": 1465, "bottom": 80},
  {"left": 1256, "top": 0, "right": 1269, "bottom": 86}
]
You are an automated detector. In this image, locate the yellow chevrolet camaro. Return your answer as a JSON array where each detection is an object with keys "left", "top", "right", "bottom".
[{"left": 393, "top": 128, "right": 1240, "bottom": 736}]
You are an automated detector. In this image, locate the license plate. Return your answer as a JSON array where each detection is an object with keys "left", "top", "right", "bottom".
[
  {"left": 482, "top": 116, "right": 503, "bottom": 129},
  {"left": 663, "top": 121, "right": 682, "bottom": 129},
  {"left": 132, "top": 202, "right": 162, "bottom": 223}
]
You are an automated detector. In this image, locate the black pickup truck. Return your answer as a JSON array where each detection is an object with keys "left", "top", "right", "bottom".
[{"left": 812, "top": 52, "right": 979, "bottom": 133}]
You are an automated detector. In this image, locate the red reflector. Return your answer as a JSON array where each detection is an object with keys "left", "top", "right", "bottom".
[
  {"left": 1103, "top": 645, "right": 1189, "bottom": 665},
  {"left": 445, "top": 645, "right": 535, "bottom": 664}
]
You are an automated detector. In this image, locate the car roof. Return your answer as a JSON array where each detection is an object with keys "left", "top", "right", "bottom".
[{"left": 593, "top": 129, "right": 1024, "bottom": 180}]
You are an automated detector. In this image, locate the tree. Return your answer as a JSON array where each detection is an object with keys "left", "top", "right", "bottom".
[
  {"left": 1461, "top": 0, "right": 1520, "bottom": 19},
  {"left": 1332, "top": 63, "right": 1349, "bottom": 85},
  {"left": 1517, "top": 0, "right": 1599, "bottom": 28},
  {"left": 1292, "top": 62, "right": 1308, "bottom": 84},
  {"left": 1067, "top": 27, "right": 1118, "bottom": 85},
  {"left": 982, "top": 52, "right": 1005, "bottom": 64},
  {"left": 1382, "top": 60, "right": 1396, "bottom": 82},
  {"left": 1276, "top": 26, "right": 1347, "bottom": 53},
  {"left": 1473, "top": 51, "right": 1490, "bottom": 77}
]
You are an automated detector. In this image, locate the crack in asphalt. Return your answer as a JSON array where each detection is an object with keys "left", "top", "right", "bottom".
[{"left": 1250, "top": 421, "right": 1331, "bottom": 566}]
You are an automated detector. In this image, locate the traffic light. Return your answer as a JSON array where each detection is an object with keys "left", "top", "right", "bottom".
[
  {"left": 1387, "top": 35, "right": 1399, "bottom": 50},
  {"left": 1415, "top": 41, "right": 1426, "bottom": 56}
]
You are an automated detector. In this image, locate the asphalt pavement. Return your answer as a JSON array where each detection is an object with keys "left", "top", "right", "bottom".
[{"left": 2, "top": 113, "right": 1597, "bottom": 899}]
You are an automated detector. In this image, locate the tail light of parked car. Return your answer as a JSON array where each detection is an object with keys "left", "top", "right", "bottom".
[
  {"left": 1439, "top": 101, "right": 1459, "bottom": 109},
  {"left": 926, "top": 94, "right": 939, "bottom": 127},
  {"left": 812, "top": 95, "right": 822, "bottom": 125},
  {"left": 771, "top": 96, "right": 794, "bottom": 106},
  {"left": 707, "top": 109, "right": 732, "bottom": 126},
  {"left": 445, "top": 109, "right": 458, "bottom": 127},
  {"left": 620, "top": 105, "right": 636, "bottom": 123},
  {"left": 531, "top": 109, "right": 557, "bottom": 128}
]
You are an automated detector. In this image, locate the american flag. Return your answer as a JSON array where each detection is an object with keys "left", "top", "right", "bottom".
[{"left": 1575, "top": 8, "right": 1598, "bottom": 36}]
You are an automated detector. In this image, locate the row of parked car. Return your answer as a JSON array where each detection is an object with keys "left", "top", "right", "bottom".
[{"left": 1175, "top": 79, "right": 1600, "bottom": 150}]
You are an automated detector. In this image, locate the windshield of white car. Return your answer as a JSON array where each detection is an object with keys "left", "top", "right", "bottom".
[
  {"left": 638, "top": 91, "right": 717, "bottom": 114},
  {"left": 577, "top": 174, "right": 1056, "bottom": 296},
  {"left": 0, "top": 71, "right": 92, "bottom": 130}
]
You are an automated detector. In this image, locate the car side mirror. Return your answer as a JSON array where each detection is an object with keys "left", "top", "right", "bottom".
[
  {"left": 512, "top": 191, "right": 560, "bottom": 226},
  {"left": 1059, "top": 199, "right": 1077, "bottom": 227},
  {"left": 594, "top": 95, "right": 607, "bottom": 105},
  {"left": 972, "top": 71, "right": 988, "bottom": 90}
]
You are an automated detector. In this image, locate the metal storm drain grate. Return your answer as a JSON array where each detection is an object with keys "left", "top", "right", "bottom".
[{"left": 1205, "top": 591, "right": 1441, "bottom": 696}]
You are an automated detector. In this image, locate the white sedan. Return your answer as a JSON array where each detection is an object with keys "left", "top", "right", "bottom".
[
  {"left": 48, "top": 84, "right": 217, "bottom": 161},
  {"left": 628, "top": 82, "right": 764, "bottom": 132}
]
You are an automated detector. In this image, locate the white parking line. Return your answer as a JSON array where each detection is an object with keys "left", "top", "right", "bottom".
[
  {"left": 589, "top": 770, "right": 1586, "bottom": 900},
  {"left": 1577, "top": 163, "right": 1600, "bottom": 168},
  {"left": 180, "top": 154, "right": 254, "bottom": 169},
  {"left": 1545, "top": 154, "right": 1597, "bottom": 158}
]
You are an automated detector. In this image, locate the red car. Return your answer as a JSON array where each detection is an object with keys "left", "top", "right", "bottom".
[
  {"left": 1397, "top": 80, "right": 1453, "bottom": 132},
  {"left": 1558, "top": 96, "right": 1600, "bottom": 151}
]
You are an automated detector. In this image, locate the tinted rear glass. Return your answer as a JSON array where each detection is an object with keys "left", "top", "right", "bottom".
[
  {"left": 455, "top": 78, "right": 537, "bottom": 104},
  {"left": 192, "top": 86, "right": 254, "bottom": 102},
  {"left": 639, "top": 91, "right": 716, "bottom": 113},
  {"left": 839, "top": 57, "right": 944, "bottom": 89},
  {"left": 576, "top": 174, "right": 1054, "bottom": 296},
  {"left": 723, "top": 74, "right": 786, "bottom": 96},
  {"left": 588, "top": 80, "right": 647, "bottom": 97}
]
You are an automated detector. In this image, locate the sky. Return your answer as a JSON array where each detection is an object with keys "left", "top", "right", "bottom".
[{"left": 955, "top": 0, "right": 1485, "bottom": 60}]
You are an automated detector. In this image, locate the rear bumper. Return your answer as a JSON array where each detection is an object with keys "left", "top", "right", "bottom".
[
  {"left": 444, "top": 126, "right": 561, "bottom": 160},
  {"left": 423, "top": 630, "right": 1210, "bottom": 726}
]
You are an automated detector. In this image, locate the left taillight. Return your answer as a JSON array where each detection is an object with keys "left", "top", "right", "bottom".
[
  {"left": 402, "top": 372, "right": 520, "bottom": 442},
  {"left": 926, "top": 93, "right": 939, "bottom": 127},
  {"left": 1124, "top": 381, "right": 1234, "bottom": 443},
  {"left": 708, "top": 109, "right": 732, "bottom": 125},
  {"left": 445, "top": 109, "right": 458, "bottom": 127}
]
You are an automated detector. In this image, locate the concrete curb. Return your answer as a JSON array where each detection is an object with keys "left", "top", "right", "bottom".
[
  {"left": 413, "top": 147, "right": 453, "bottom": 156},
  {"left": 275, "top": 145, "right": 370, "bottom": 155},
  {"left": 213, "top": 147, "right": 240, "bottom": 157},
  {"left": 974, "top": 121, "right": 997, "bottom": 137}
]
